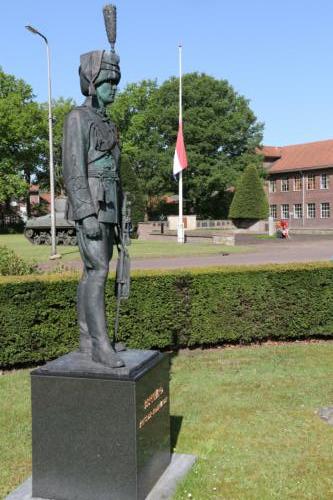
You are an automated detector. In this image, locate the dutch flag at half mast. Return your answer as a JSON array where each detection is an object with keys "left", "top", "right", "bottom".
[
  {"left": 173, "top": 120, "right": 188, "bottom": 176},
  {"left": 173, "top": 43, "right": 188, "bottom": 177},
  {"left": 174, "top": 44, "right": 187, "bottom": 244}
]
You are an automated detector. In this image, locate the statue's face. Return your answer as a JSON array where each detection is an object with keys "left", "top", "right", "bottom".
[{"left": 96, "top": 81, "right": 117, "bottom": 106}]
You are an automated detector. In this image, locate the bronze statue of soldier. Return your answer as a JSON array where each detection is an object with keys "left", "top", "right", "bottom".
[{"left": 63, "top": 6, "right": 125, "bottom": 368}]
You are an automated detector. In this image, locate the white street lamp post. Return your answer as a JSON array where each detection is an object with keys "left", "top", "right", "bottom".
[{"left": 26, "top": 25, "right": 60, "bottom": 259}]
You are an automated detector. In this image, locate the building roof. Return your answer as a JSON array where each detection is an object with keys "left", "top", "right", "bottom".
[
  {"left": 261, "top": 146, "right": 282, "bottom": 159},
  {"left": 261, "top": 139, "right": 333, "bottom": 173}
]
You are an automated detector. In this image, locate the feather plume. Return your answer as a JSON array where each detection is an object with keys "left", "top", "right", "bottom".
[{"left": 103, "top": 4, "right": 117, "bottom": 50}]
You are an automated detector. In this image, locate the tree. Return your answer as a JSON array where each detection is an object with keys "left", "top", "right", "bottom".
[
  {"left": 228, "top": 165, "right": 269, "bottom": 220},
  {"left": 0, "top": 68, "right": 46, "bottom": 213},
  {"left": 38, "top": 97, "right": 76, "bottom": 194},
  {"left": 110, "top": 73, "right": 264, "bottom": 218},
  {"left": 120, "top": 154, "right": 145, "bottom": 227},
  {"left": 109, "top": 80, "right": 162, "bottom": 217}
]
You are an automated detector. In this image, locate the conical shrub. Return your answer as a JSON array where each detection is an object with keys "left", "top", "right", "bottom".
[{"left": 229, "top": 165, "right": 268, "bottom": 219}]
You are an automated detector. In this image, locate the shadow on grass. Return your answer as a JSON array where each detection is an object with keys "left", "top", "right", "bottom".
[
  {"left": 167, "top": 351, "right": 184, "bottom": 452},
  {"left": 170, "top": 415, "right": 183, "bottom": 452}
]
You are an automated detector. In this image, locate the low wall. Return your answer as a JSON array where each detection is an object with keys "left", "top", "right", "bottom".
[
  {"left": 138, "top": 219, "right": 269, "bottom": 242},
  {"left": 168, "top": 215, "right": 197, "bottom": 230}
]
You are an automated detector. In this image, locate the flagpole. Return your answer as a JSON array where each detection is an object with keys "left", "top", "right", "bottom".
[{"left": 177, "top": 44, "right": 185, "bottom": 244}]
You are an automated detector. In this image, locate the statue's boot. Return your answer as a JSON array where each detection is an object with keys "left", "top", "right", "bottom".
[
  {"left": 79, "top": 328, "right": 92, "bottom": 354},
  {"left": 87, "top": 294, "right": 124, "bottom": 367},
  {"left": 78, "top": 273, "right": 92, "bottom": 354},
  {"left": 92, "top": 335, "right": 124, "bottom": 368},
  {"left": 112, "top": 340, "right": 127, "bottom": 352},
  {"left": 80, "top": 329, "right": 126, "bottom": 354},
  {"left": 81, "top": 263, "right": 124, "bottom": 368}
]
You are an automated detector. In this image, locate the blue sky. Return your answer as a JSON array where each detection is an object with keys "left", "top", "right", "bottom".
[{"left": 2, "top": 0, "right": 333, "bottom": 146}]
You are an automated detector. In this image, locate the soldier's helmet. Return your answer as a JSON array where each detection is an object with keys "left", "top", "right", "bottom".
[{"left": 79, "top": 50, "right": 121, "bottom": 97}]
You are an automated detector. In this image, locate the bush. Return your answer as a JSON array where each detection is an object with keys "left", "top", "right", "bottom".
[
  {"left": 0, "top": 222, "right": 24, "bottom": 234},
  {"left": 229, "top": 164, "right": 268, "bottom": 219},
  {"left": 0, "top": 245, "right": 35, "bottom": 276},
  {"left": 1, "top": 263, "right": 333, "bottom": 368}
]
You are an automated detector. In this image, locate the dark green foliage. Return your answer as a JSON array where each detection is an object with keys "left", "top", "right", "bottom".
[
  {"left": 110, "top": 74, "right": 264, "bottom": 218},
  {"left": 38, "top": 97, "right": 76, "bottom": 194},
  {"left": 0, "top": 220, "right": 24, "bottom": 235},
  {"left": 120, "top": 154, "right": 146, "bottom": 227},
  {"left": 1, "top": 263, "right": 333, "bottom": 368},
  {"left": 0, "top": 246, "right": 35, "bottom": 276},
  {"left": 229, "top": 165, "right": 269, "bottom": 219},
  {"left": 0, "top": 68, "right": 46, "bottom": 207}
]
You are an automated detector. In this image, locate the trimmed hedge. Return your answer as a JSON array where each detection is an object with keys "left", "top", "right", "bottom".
[{"left": 1, "top": 263, "right": 333, "bottom": 367}]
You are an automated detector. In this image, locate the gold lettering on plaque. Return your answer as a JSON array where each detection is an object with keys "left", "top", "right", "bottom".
[
  {"left": 139, "top": 397, "right": 168, "bottom": 429},
  {"left": 144, "top": 387, "right": 164, "bottom": 410}
]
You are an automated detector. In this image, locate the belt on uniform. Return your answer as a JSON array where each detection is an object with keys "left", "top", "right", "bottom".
[
  {"left": 87, "top": 165, "right": 119, "bottom": 204},
  {"left": 87, "top": 165, "right": 119, "bottom": 181}
]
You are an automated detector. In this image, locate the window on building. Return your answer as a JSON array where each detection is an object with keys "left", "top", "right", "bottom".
[
  {"left": 269, "top": 180, "right": 276, "bottom": 193},
  {"left": 307, "top": 173, "right": 315, "bottom": 190},
  {"left": 281, "top": 178, "right": 289, "bottom": 192},
  {"left": 293, "top": 204, "right": 302, "bottom": 219},
  {"left": 294, "top": 175, "right": 302, "bottom": 191},
  {"left": 307, "top": 203, "right": 316, "bottom": 219},
  {"left": 321, "top": 202, "right": 330, "bottom": 218},
  {"left": 270, "top": 205, "right": 277, "bottom": 219},
  {"left": 320, "top": 173, "right": 329, "bottom": 189},
  {"left": 281, "top": 204, "right": 289, "bottom": 219}
]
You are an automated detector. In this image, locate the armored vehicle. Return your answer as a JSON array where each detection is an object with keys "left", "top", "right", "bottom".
[{"left": 24, "top": 196, "right": 77, "bottom": 245}]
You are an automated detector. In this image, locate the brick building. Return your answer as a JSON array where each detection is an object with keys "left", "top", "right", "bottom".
[{"left": 263, "top": 139, "right": 333, "bottom": 229}]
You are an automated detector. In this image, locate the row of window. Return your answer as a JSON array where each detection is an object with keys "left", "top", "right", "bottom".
[
  {"left": 270, "top": 203, "right": 331, "bottom": 220},
  {"left": 269, "top": 173, "right": 329, "bottom": 193}
]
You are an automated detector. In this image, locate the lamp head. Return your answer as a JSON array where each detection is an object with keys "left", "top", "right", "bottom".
[{"left": 25, "top": 25, "right": 39, "bottom": 34}]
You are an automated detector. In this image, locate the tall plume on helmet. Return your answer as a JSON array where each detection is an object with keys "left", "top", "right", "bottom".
[{"left": 103, "top": 4, "right": 117, "bottom": 52}]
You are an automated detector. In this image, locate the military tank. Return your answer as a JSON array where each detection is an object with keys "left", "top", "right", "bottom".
[{"left": 24, "top": 196, "right": 77, "bottom": 245}]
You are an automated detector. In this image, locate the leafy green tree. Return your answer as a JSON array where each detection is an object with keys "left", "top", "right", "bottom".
[
  {"left": 120, "top": 154, "right": 146, "bottom": 227},
  {"left": 109, "top": 80, "right": 162, "bottom": 217},
  {"left": 38, "top": 97, "right": 75, "bottom": 194},
  {"left": 110, "top": 73, "right": 263, "bottom": 218},
  {"left": 228, "top": 164, "right": 269, "bottom": 220},
  {"left": 0, "top": 68, "right": 46, "bottom": 212}
]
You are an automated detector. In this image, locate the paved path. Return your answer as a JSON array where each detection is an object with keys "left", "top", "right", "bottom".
[
  {"left": 47, "top": 237, "right": 333, "bottom": 272},
  {"left": 129, "top": 238, "right": 333, "bottom": 270}
]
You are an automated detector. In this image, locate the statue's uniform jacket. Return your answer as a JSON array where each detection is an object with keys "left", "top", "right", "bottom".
[{"left": 63, "top": 102, "right": 121, "bottom": 225}]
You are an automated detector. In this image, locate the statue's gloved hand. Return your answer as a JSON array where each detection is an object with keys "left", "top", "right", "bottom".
[{"left": 82, "top": 215, "right": 101, "bottom": 239}]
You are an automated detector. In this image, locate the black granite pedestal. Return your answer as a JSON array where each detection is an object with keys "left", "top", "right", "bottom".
[{"left": 30, "top": 349, "right": 170, "bottom": 500}]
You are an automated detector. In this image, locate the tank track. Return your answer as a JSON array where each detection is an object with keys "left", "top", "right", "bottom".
[{"left": 24, "top": 227, "right": 77, "bottom": 246}]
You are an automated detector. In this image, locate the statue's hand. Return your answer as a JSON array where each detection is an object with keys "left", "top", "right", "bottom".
[{"left": 82, "top": 215, "right": 101, "bottom": 239}]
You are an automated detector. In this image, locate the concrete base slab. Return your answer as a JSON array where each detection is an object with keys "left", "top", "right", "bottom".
[
  {"left": 6, "top": 453, "right": 196, "bottom": 500},
  {"left": 147, "top": 453, "right": 196, "bottom": 500}
]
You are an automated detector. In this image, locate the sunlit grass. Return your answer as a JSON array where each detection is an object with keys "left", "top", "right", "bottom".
[
  {"left": 0, "top": 234, "right": 248, "bottom": 265},
  {"left": 0, "top": 369, "right": 31, "bottom": 498},
  {"left": 172, "top": 343, "right": 333, "bottom": 499}
]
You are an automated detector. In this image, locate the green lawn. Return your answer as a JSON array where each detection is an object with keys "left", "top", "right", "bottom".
[
  {"left": 0, "top": 234, "right": 248, "bottom": 265},
  {"left": 2, "top": 343, "right": 333, "bottom": 498}
]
